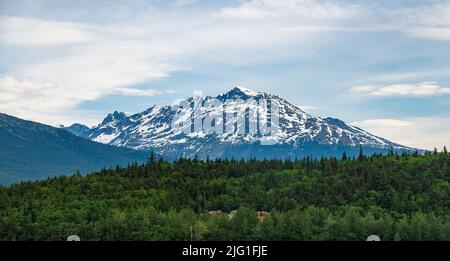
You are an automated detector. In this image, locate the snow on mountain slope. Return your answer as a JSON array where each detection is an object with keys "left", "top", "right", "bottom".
[{"left": 65, "top": 87, "right": 412, "bottom": 158}]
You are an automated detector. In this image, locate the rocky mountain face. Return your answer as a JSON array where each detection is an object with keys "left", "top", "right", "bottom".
[{"left": 65, "top": 87, "right": 412, "bottom": 159}]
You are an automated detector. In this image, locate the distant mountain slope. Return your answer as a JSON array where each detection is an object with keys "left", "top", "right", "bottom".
[
  {"left": 0, "top": 113, "right": 148, "bottom": 184},
  {"left": 63, "top": 123, "right": 90, "bottom": 137},
  {"left": 66, "top": 87, "right": 414, "bottom": 159}
]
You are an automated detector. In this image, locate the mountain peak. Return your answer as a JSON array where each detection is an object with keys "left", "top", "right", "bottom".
[
  {"left": 218, "top": 86, "right": 262, "bottom": 100},
  {"left": 232, "top": 86, "right": 259, "bottom": 96},
  {"left": 64, "top": 123, "right": 90, "bottom": 137},
  {"left": 101, "top": 111, "right": 127, "bottom": 125}
]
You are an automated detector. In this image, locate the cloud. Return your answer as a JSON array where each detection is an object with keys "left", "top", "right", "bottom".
[
  {"left": 360, "top": 69, "right": 450, "bottom": 82},
  {"left": 0, "top": 16, "right": 94, "bottom": 46},
  {"left": 353, "top": 82, "right": 450, "bottom": 97},
  {"left": 171, "top": 0, "right": 198, "bottom": 8},
  {"left": 215, "top": 0, "right": 355, "bottom": 20},
  {"left": 0, "top": 15, "right": 181, "bottom": 125},
  {"left": 352, "top": 118, "right": 450, "bottom": 150},
  {"left": 352, "top": 119, "right": 412, "bottom": 128},
  {"left": 0, "top": 76, "right": 55, "bottom": 104},
  {"left": 0, "top": 76, "right": 93, "bottom": 125},
  {"left": 113, "top": 88, "right": 161, "bottom": 96},
  {"left": 1, "top": 0, "right": 450, "bottom": 128},
  {"left": 397, "top": 2, "right": 450, "bottom": 27},
  {"left": 279, "top": 25, "right": 353, "bottom": 33},
  {"left": 299, "top": 105, "right": 317, "bottom": 112},
  {"left": 385, "top": 2, "right": 450, "bottom": 41},
  {"left": 0, "top": 0, "right": 361, "bottom": 126},
  {"left": 407, "top": 27, "right": 450, "bottom": 41},
  {"left": 0, "top": 73, "right": 169, "bottom": 125}
]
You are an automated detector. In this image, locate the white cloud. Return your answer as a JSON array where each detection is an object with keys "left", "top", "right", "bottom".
[
  {"left": 0, "top": 76, "right": 96, "bottom": 125},
  {"left": 215, "top": 0, "right": 355, "bottom": 20},
  {"left": 0, "top": 16, "right": 182, "bottom": 125},
  {"left": 299, "top": 105, "right": 317, "bottom": 112},
  {"left": 0, "top": 1, "right": 361, "bottom": 125},
  {"left": 113, "top": 87, "right": 161, "bottom": 96},
  {"left": 398, "top": 2, "right": 450, "bottom": 27},
  {"left": 352, "top": 118, "right": 450, "bottom": 150},
  {"left": 2, "top": 1, "right": 450, "bottom": 127},
  {"left": 0, "top": 76, "right": 55, "bottom": 104},
  {"left": 0, "top": 74, "right": 168, "bottom": 125},
  {"left": 353, "top": 119, "right": 412, "bottom": 128},
  {"left": 0, "top": 16, "right": 94, "bottom": 46},
  {"left": 386, "top": 2, "right": 450, "bottom": 41},
  {"left": 279, "top": 25, "right": 353, "bottom": 33},
  {"left": 407, "top": 27, "right": 450, "bottom": 41},
  {"left": 353, "top": 82, "right": 450, "bottom": 97}
]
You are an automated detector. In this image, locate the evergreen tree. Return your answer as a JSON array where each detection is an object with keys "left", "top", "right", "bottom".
[{"left": 0, "top": 152, "right": 448, "bottom": 241}]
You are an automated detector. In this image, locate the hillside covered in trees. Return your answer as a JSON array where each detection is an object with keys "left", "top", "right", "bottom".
[
  {"left": 0, "top": 113, "right": 147, "bottom": 185},
  {"left": 0, "top": 149, "right": 449, "bottom": 241}
]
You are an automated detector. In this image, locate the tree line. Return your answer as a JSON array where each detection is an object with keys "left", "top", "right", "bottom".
[{"left": 0, "top": 148, "right": 449, "bottom": 240}]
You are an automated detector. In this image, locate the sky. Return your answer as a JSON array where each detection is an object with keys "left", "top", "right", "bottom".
[{"left": 0, "top": 0, "right": 449, "bottom": 150}]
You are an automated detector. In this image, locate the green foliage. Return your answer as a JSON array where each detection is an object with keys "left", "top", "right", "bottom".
[{"left": 0, "top": 151, "right": 449, "bottom": 241}]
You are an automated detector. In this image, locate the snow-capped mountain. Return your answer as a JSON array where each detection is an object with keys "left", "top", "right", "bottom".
[{"left": 65, "top": 87, "right": 412, "bottom": 159}]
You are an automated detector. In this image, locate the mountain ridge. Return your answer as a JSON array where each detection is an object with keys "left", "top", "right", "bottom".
[
  {"left": 65, "top": 87, "right": 414, "bottom": 159},
  {"left": 0, "top": 113, "right": 148, "bottom": 184}
]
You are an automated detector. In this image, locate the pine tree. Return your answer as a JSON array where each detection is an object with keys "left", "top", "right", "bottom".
[
  {"left": 148, "top": 150, "right": 156, "bottom": 164},
  {"left": 358, "top": 146, "right": 365, "bottom": 161},
  {"left": 388, "top": 146, "right": 394, "bottom": 156}
]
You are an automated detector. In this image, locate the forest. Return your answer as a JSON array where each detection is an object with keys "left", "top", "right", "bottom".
[{"left": 0, "top": 148, "right": 449, "bottom": 241}]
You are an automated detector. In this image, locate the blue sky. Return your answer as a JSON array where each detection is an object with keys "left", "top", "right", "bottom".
[{"left": 0, "top": 0, "right": 449, "bottom": 149}]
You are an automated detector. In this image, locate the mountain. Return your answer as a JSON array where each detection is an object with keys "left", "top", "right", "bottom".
[
  {"left": 64, "top": 123, "right": 90, "bottom": 137},
  {"left": 66, "top": 87, "right": 413, "bottom": 159},
  {"left": 0, "top": 113, "right": 148, "bottom": 184}
]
